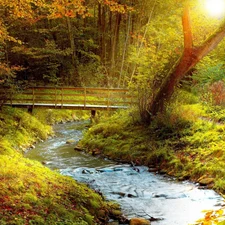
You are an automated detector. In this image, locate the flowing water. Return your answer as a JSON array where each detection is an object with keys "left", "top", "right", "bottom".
[{"left": 25, "top": 121, "right": 224, "bottom": 225}]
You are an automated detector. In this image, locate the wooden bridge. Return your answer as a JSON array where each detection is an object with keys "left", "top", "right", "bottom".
[{"left": 0, "top": 86, "right": 135, "bottom": 112}]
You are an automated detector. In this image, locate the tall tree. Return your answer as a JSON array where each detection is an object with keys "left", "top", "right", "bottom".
[
  {"left": 144, "top": 5, "right": 225, "bottom": 123},
  {"left": 48, "top": 0, "right": 89, "bottom": 86}
]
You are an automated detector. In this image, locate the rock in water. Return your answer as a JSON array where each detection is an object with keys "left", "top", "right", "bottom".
[
  {"left": 198, "top": 177, "right": 214, "bottom": 186},
  {"left": 66, "top": 139, "right": 75, "bottom": 144},
  {"left": 129, "top": 218, "right": 150, "bottom": 225}
]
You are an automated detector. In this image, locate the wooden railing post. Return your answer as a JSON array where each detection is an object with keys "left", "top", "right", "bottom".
[
  {"left": 61, "top": 88, "right": 63, "bottom": 108},
  {"left": 84, "top": 87, "right": 87, "bottom": 108},
  {"left": 55, "top": 87, "right": 57, "bottom": 108},
  {"left": 107, "top": 88, "right": 110, "bottom": 110},
  {"left": 32, "top": 87, "right": 35, "bottom": 108}
]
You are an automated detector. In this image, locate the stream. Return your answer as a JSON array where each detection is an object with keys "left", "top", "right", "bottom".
[{"left": 25, "top": 121, "right": 224, "bottom": 225}]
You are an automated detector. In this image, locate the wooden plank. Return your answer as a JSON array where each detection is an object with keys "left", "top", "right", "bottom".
[{"left": 2, "top": 102, "right": 128, "bottom": 110}]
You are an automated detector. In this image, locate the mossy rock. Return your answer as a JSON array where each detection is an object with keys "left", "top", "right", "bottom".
[
  {"left": 111, "top": 209, "right": 122, "bottom": 217},
  {"left": 198, "top": 177, "right": 214, "bottom": 186}
]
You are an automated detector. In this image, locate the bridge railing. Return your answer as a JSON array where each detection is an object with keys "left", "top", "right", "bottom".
[{"left": 0, "top": 87, "right": 135, "bottom": 110}]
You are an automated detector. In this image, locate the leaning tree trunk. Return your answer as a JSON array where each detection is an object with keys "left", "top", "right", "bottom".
[{"left": 144, "top": 6, "right": 225, "bottom": 124}]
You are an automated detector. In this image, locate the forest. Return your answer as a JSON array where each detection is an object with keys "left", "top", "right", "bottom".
[
  {"left": 1, "top": 0, "right": 225, "bottom": 224},
  {"left": 1, "top": 0, "right": 225, "bottom": 122}
]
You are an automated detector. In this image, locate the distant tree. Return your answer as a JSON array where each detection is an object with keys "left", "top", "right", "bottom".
[{"left": 96, "top": 0, "right": 133, "bottom": 86}]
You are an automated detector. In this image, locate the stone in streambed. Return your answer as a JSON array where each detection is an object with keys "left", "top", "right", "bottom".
[
  {"left": 148, "top": 167, "right": 158, "bottom": 173},
  {"left": 108, "top": 222, "right": 119, "bottom": 225},
  {"left": 66, "top": 139, "right": 76, "bottom": 144},
  {"left": 129, "top": 218, "right": 150, "bottom": 225},
  {"left": 74, "top": 145, "right": 84, "bottom": 151},
  {"left": 198, "top": 177, "right": 214, "bottom": 186}
]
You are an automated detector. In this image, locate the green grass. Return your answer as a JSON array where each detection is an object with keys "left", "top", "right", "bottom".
[
  {"left": 0, "top": 107, "right": 52, "bottom": 154},
  {"left": 0, "top": 155, "right": 112, "bottom": 225},
  {"left": 0, "top": 107, "right": 120, "bottom": 225},
  {"left": 79, "top": 105, "right": 225, "bottom": 195},
  {"left": 79, "top": 103, "right": 225, "bottom": 224}
]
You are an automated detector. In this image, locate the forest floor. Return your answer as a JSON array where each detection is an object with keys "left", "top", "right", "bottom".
[{"left": 0, "top": 107, "right": 121, "bottom": 225}]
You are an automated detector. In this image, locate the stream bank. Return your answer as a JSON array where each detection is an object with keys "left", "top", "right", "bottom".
[
  {"left": 78, "top": 108, "right": 225, "bottom": 224},
  {"left": 79, "top": 108, "right": 225, "bottom": 196},
  {"left": 0, "top": 107, "right": 120, "bottom": 225},
  {"left": 25, "top": 120, "right": 224, "bottom": 225}
]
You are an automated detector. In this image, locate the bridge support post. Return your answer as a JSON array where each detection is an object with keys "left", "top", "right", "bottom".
[
  {"left": 90, "top": 110, "right": 96, "bottom": 123},
  {"left": 91, "top": 110, "right": 96, "bottom": 118},
  {"left": 27, "top": 105, "right": 33, "bottom": 114}
]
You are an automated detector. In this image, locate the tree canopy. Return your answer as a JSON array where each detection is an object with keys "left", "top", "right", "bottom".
[{"left": 1, "top": 0, "right": 225, "bottom": 122}]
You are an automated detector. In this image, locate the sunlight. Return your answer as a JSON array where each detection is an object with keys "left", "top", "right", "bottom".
[{"left": 205, "top": 0, "right": 225, "bottom": 17}]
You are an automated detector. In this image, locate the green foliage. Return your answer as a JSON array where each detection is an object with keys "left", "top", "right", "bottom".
[
  {"left": 193, "top": 62, "right": 225, "bottom": 86},
  {"left": 192, "top": 58, "right": 225, "bottom": 106},
  {"left": 172, "top": 90, "right": 199, "bottom": 105}
]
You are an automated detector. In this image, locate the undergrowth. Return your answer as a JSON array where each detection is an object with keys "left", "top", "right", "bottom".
[{"left": 0, "top": 155, "right": 112, "bottom": 225}]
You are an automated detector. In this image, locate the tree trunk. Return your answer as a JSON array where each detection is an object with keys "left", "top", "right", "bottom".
[
  {"left": 110, "top": 12, "right": 121, "bottom": 85},
  {"left": 118, "top": 12, "right": 131, "bottom": 87},
  {"left": 66, "top": 17, "right": 80, "bottom": 86},
  {"left": 97, "top": 3, "right": 106, "bottom": 64},
  {"left": 145, "top": 6, "right": 225, "bottom": 124},
  {"left": 107, "top": 11, "right": 113, "bottom": 62}
]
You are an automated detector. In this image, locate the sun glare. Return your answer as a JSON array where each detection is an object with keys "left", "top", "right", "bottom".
[{"left": 205, "top": 0, "right": 225, "bottom": 17}]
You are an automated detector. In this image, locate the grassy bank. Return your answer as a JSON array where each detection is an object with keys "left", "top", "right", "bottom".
[
  {"left": 79, "top": 104, "right": 225, "bottom": 195},
  {"left": 0, "top": 107, "right": 120, "bottom": 225},
  {"left": 79, "top": 103, "right": 225, "bottom": 224}
]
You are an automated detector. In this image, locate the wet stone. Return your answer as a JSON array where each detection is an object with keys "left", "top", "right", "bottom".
[
  {"left": 66, "top": 139, "right": 76, "bottom": 144},
  {"left": 74, "top": 145, "right": 84, "bottom": 151},
  {"left": 148, "top": 167, "right": 158, "bottom": 173},
  {"left": 129, "top": 218, "right": 150, "bottom": 225},
  {"left": 107, "top": 221, "right": 119, "bottom": 225},
  {"left": 198, "top": 178, "right": 214, "bottom": 186}
]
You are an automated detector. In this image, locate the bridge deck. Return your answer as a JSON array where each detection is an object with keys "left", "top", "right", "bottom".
[
  {"left": 3, "top": 102, "right": 128, "bottom": 110},
  {"left": 1, "top": 87, "right": 134, "bottom": 111}
]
